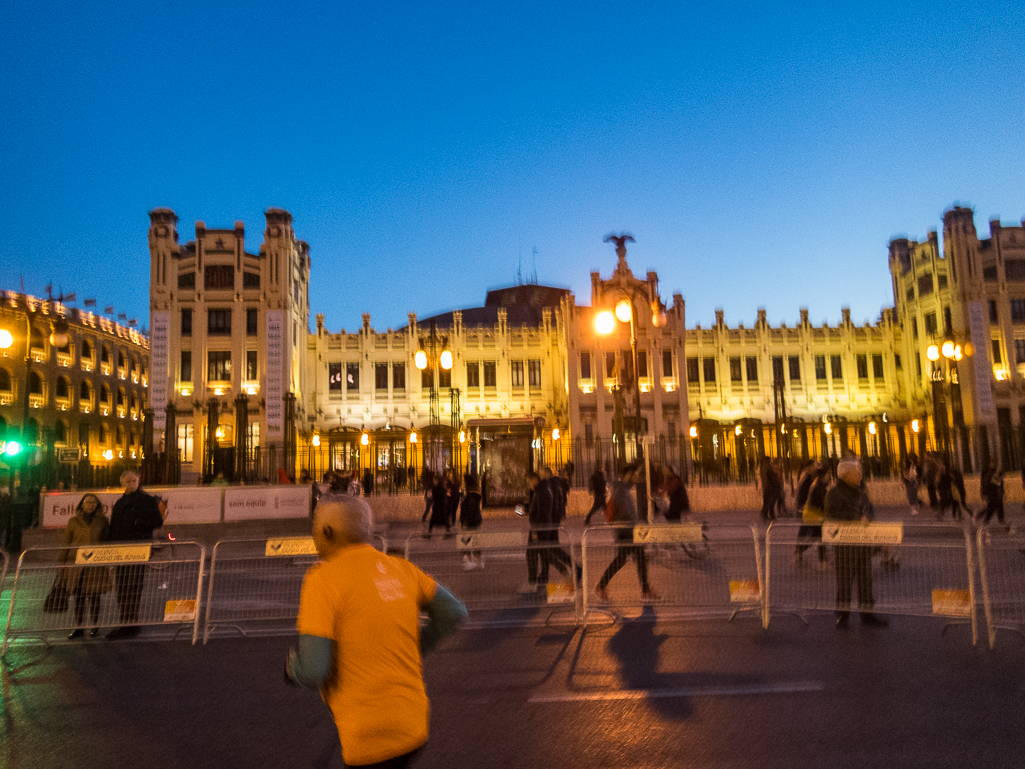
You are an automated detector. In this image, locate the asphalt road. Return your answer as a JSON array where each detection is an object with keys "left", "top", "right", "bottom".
[{"left": 2, "top": 607, "right": 1023, "bottom": 769}]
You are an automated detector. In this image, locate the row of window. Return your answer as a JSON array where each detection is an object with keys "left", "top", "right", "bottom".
[
  {"left": 0, "top": 369, "right": 143, "bottom": 407},
  {"left": 325, "top": 360, "right": 543, "bottom": 393},
  {"left": 179, "top": 350, "right": 258, "bottom": 384},
  {"left": 579, "top": 350, "right": 674, "bottom": 381},
  {"left": 24, "top": 332, "right": 142, "bottom": 374},
  {"left": 181, "top": 308, "right": 260, "bottom": 337},
  {"left": 686, "top": 354, "right": 887, "bottom": 385},
  {"left": 178, "top": 267, "right": 262, "bottom": 291}
]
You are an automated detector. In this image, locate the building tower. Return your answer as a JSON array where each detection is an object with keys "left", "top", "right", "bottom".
[{"left": 148, "top": 208, "right": 310, "bottom": 482}]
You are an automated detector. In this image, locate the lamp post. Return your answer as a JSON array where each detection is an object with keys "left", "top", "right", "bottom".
[
  {"left": 414, "top": 320, "right": 453, "bottom": 474},
  {"left": 594, "top": 290, "right": 666, "bottom": 464},
  {"left": 926, "top": 334, "right": 973, "bottom": 467}
]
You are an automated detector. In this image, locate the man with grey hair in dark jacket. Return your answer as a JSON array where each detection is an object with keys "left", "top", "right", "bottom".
[{"left": 825, "top": 457, "right": 888, "bottom": 629}]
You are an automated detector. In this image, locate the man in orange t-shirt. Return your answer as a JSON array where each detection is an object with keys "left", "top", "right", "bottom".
[{"left": 286, "top": 496, "right": 467, "bottom": 767}]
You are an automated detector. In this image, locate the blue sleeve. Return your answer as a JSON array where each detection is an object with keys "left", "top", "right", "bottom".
[
  {"left": 287, "top": 634, "right": 334, "bottom": 688},
  {"left": 420, "top": 584, "right": 468, "bottom": 654}
]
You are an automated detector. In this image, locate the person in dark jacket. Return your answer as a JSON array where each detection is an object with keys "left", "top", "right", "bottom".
[
  {"left": 426, "top": 473, "right": 450, "bottom": 538},
  {"left": 535, "top": 467, "right": 575, "bottom": 586},
  {"left": 60, "top": 493, "right": 111, "bottom": 639},
  {"left": 795, "top": 465, "right": 830, "bottom": 567},
  {"left": 977, "top": 459, "right": 1005, "bottom": 525},
  {"left": 107, "top": 471, "right": 165, "bottom": 639},
  {"left": 658, "top": 465, "right": 690, "bottom": 522},
  {"left": 583, "top": 467, "right": 607, "bottom": 526},
  {"left": 595, "top": 463, "right": 658, "bottom": 602},
  {"left": 459, "top": 475, "right": 484, "bottom": 570},
  {"left": 825, "top": 458, "right": 887, "bottom": 629}
]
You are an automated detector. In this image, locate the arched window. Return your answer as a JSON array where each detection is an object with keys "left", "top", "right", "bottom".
[
  {"left": 56, "top": 377, "right": 69, "bottom": 398},
  {"left": 116, "top": 425, "right": 125, "bottom": 446},
  {"left": 29, "top": 371, "right": 43, "bottom": 394},
  {"left": 0, "top": 368, "right": 10, "bottom": 391},
  {"left": 81, "top": 340, "right": 92, "bottom": 358},
  {"left": 101, "top": 346, "right": 110, "bottom": 364},
  {"left": 117, "top": 388, "right": 125, "bottom": 407},
  {"left": 100, "top": 384, "right": 110, "bottom": 404},
  {"left": 54, "top": 420, "right": 67, "bottom": 444},
  {"left": 80, "top": 380, "right": 92, "bottom": 401},
  {"left": 98, "top": 424, "right": 108, "bottom": 443},
  {"left": 117, "top": 351, "right": 125, "bottom": 368},
  {"left": 29, "top": 327, "right": 44, "bottom": 352},
  {"left": 25, "top": 417, "right": 39, "bottom": 443}
]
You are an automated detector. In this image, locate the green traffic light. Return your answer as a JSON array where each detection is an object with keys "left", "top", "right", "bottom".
[{"left": 3, "top": 440, "right": 23, "bottom": 457}]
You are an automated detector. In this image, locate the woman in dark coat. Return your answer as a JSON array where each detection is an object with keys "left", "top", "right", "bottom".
[{"left": 59, "top": 493, "right": 112, "bottom": 639}]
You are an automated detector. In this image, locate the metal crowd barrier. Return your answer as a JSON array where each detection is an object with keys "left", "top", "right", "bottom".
[
  {"left": 403, "top": 526, "right": 580, "bottom": 626},
  {"left": 203, "top": 534, "right": 386, "bottom": 643},
  {"left": 764, "top": 521, "right": 978, "bottom": 644},
  {"left": 580, "top": 523, "right": 763, "bottom": 625},
  {"left": 2, "top": 540, "right": 206, "bottom": 654},
  {"left": 976, "top": 526, "right": 1025, "bottom": 649}
]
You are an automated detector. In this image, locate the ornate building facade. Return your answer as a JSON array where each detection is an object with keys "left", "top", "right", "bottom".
[
  {"left": 144, "top": 203, "right": 1023, "bottom": 491},
  {"left": 891, "top": 206, "right": 1025, "bottom": 472},
  {"left": 148, "top": 208, "right": 311, "bottom": 483},
  {"left": 0, "top": 293, "right": 150, "bottom": 489}
]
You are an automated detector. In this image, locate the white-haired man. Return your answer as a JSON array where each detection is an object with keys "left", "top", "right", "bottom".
[
  {"left": 286, "top": 495, "right": 467, "bottom": 768},
  {"left": 824, "top": 457, "right": 888, "bottom": 629},
  {"left": 107, "top": 471, "right": 166, "bottom": 639}
]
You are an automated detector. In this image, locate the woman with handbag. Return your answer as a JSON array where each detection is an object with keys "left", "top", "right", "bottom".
[{"left": 59, "top": 493, "right": 112, "bottom": 639}]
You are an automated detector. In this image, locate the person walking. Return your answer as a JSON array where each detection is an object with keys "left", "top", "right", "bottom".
[
  {"left": 795, "top": 465, "right": 830, "bottom": 568},
  {"left": 759, "top": 457, "right": 783, "bottom": 522},
  {"left": 902, "top": 454, "right": 922, "bottom": 516},
  {"left": 825, "top": 457, "right": 887, "bottom": 629},
  {"left": 977, "top": 459, "right": 1005, "bottom": 526},
  {"left": 519, "top": 471, "right": 551, "bottom": 592},
  {"left": 426, "top": 472, "right": 450, "bottom": 538},
  {"left": 658, "top": 465, "right": 690, "bottom": 522},
  {"left": 594, "top": 463, "right": 659, "bottom": 603},
  {"left": 537, "top": 466, "right": 576, "bottom": 585},
  {"left": 106, "top": 471, "right": 165, "bottom": 639},
  {"left": 60, "top": 493, "right": 111, "bottom": 639},
  {"left": 459, "top": 475, "right": 484, "bottom": 570},
  {"left": 583, "top": 466, "right": 607, "bottom": 526},
  {"left": 287, "top": 496, "right": 467, "bottom": 768}
]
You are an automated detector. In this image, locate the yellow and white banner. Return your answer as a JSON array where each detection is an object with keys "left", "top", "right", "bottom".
[
  {"left": 75, "top": 544, "right": 152, "bottom": 564},
  {"left": 821, "top": 522, "right": 903, "bottom": 545},
  {"left": 633, "top": 524, "right": 704, "bottom": 544},
  {"left": 456, "top": 531, "right": 527, "bottom": 550},
  {"left": 265, "top": 537, "right": 319, "bottom": 557}
]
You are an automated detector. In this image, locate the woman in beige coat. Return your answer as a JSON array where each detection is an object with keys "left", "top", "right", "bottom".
[{"left": 59, "top": 493, "right": 111, "bottom": 639}]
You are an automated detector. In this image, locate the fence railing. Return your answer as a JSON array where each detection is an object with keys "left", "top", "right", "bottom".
[
  {"left": 2, "top": 540, "right": 206, "bottom": 654},
  {"left": 203, "top": 534, "right": 386, "bottom": 643},
  {"left": 580, "top": 523, "right": 763, "bottom": 624},
  {"left": 403, "top": 526, "right": 581, "bottom": 626},
  {"left": 764, "top": 521, "right": 978, "bottom": 644},
  {"left": 976, "top": 526, "right": 1025, "bottom": 649}
]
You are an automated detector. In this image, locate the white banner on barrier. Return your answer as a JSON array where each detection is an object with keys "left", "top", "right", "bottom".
[
  {"left": 266, "top": 537, "right": 318, "bottom": 557},
  {"left": 634, "top": 524, "right": 703, "bottom": 544},
  {"left": 821, "top": 522, "right": 903, "bottom": 545},
  {"left": 456, "top": 531, "right": 527, "bottom": 550},
  {"left": 224, "top": 486, "right": 311, "bottom": 521},
  {"left": 41, "top": 487, "right": 223, "bottom": 528}
]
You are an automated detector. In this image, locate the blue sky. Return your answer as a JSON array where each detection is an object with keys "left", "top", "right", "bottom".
[{"left": 2, "top": 0, "right": 1022, "bottom": 333}]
